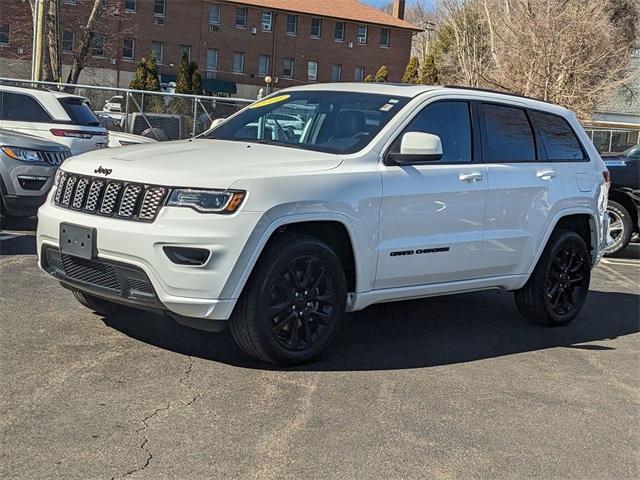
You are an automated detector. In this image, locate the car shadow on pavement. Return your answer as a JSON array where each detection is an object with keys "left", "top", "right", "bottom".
[
  {"left": 0, "top": 216, "right": 37, "bottom": 256},
  {"left": 102, "top": 288, "right": 640, "bottom": 372}
]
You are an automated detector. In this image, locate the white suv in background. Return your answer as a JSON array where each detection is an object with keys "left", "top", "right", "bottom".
[
  {"left": 37, "top": 84, "right": 609, "bottom": 365},
  {"left": 0, "top": 85, "right": 108, "bottom": 155}
]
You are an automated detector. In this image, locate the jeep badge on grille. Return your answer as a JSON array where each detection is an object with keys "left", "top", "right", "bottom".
[{"left": 94, "top": 166, "right": 112, "bottom": 176}]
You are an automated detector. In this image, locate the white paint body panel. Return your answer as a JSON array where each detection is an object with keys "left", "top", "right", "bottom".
[{"left": 36, "top": 84, "right": 607, "bottom": 322}]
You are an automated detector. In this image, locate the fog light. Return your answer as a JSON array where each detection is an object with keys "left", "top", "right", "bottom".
[
  {"left": 163, "top": 246, "right": 210, "bottom": 266},
  {"left": 18, "top": 175, "right": 48, "bottom": 190}
]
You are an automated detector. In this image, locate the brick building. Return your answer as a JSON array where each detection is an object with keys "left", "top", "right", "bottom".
[{"left": 0, "top": 0, "right": 419, "bottom": 98}]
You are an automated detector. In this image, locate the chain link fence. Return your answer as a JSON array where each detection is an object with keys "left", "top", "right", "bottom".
[{"left": 0, "top": 77, "right": 254, "bottom": 141}]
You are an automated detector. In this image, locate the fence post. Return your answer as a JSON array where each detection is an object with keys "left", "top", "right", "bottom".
[{"left": 192, "top": 98, "right": 198, "bottom": 138}]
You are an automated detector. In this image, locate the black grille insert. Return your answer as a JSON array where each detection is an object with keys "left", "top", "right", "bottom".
[{"left": 54, "top": 174, "right": 168, "bottom": 222}]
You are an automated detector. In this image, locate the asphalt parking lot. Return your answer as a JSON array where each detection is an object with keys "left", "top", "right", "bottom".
[{"left": 1, "top": 218, "right": 638, "bottom": 480}]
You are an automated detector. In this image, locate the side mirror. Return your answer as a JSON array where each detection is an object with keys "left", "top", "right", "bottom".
[
  {"left": 210, "top": 118, "right": 225, "bottom": 130},
  {"left": 386, "top": 132, "right": 443, "bottom": 165}
]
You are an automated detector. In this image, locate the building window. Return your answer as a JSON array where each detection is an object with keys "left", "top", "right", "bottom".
[
  {"left": 307, "top": 61, "right": 318, "bottom": 81},
  {"left": 311, "top": 18, "right": 322, "bottom": 38},
  {"left": 262, "top": 11, "right": 272, "bottom": 31},
  {"left": 0, "top": 24, "right": 10, "bottom": 46},
  {"left": 152, "top": 41, "right": 164, "bottom": 63},
  {"left": 154, "top": 0, "right": 166, "bottom": 16},
  {"left": 61, "top": 30, "right": 74, "bottom": 52},
  {"left": 331, "top": 64, "right": 342, "bottom": 82},
  {"left": 357, "top": 25, "right": 368, "bottom": 44},
  {"left": 206, "top": 48, "right": 219, "bottom": 71},
  {"left": 90, "top": 32, "right": 106, "bottom": 56},
  {"left": 63, "top": 0, "right": 77, "bottom": 4},
  {"left": 286, "top": 15, "right": 298, "bottom": 35},
  {"left": 283, "top": 58, "right": 294, "bottom": 79},
  {"left": 233, "top": 52, "right": 245, "bottom": 73},
  {"left": 334, "top": 22, "right": 345, "bottom": 42},
  {"left": 380, "top": 28, "right": 390, "bottom": 48},
  {"left": 122, "top": 37, "right": 135, "bottom": 59},
  {"left": 354, "top": 66, "right": 365, "bottom": 82},
  {"left": 235, "top": 7, "right": 247, "bottom": 28},
  {"left": 209, "top": 4, "right": 220, "bottom": 25},
  {"left": 180, "top": 45, "right": 191, "bottom": 61},
  {"left": 632, "top": 46, "right": 640, "bottom": 58},
  {"left": 258, "top": 55, "right": 270, "bottom": 76},
  {"left": 124, "top": 0, "right": 136, "bottom": 12}
]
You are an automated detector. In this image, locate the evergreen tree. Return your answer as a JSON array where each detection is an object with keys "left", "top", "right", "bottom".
[
  {"left": 419, "top": 54, "right": 439, "bottom": 85},
  {"left": 146, "top": 51, "right": 161, "bottom": 92},
  {"left": 402, "top": 57, "right": 420, "bottom": 84},
  {"left": 191, "top": 66, "right": 203, "bottom": 96},
  {"left": 363, "top": 74, "right": 374, "bottom": 82},
  {"left": 129, "top": 57, "right": 148, "bottom": 90},
  {"left": 374, "top": 66, "right": 389, "bottom": 82},
  {"left": 175, "top": 53, "right": 192, "bottom": 94}
]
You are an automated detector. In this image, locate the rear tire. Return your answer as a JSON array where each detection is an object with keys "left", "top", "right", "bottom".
[
  {"left": 72, "top": 290, "right": 129, "bottom": 316},
  {"left": 515, "top": 230, "right": 591, "bottom": 327},
  {"left": 229, "top": 234, "right": 347, "bottom": 365},
  {"left": 604, "top": 200, "right": 633, "bottom": 256}
]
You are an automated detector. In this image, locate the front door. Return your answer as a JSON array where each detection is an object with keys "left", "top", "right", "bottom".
[{"left": 376, "top": 100, "right": 488, "bottom": 289}]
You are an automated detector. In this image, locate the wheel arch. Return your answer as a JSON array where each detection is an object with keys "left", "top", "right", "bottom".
[
  {"left": 221, "top": 213, "right": 361, "bottom": 303},
  {"left": 530, "top": 209, "right": 601, "bottom": 274}
]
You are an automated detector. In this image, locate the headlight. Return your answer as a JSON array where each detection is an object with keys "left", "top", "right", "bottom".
[
  {"left": 167, "top": 189, "right": 246, "bottom": 213},
  {"left": 1, "top": 146, "right": 42, "bottom": 162}
]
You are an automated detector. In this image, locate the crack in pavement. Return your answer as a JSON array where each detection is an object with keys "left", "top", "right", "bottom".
[{"left": 108, "top": 357, "right": 201, "bottom": 479}]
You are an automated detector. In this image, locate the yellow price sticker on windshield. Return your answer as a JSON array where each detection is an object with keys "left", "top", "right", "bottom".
[{"left": 249, "top": 94, "right": 291, "bottom": 109}]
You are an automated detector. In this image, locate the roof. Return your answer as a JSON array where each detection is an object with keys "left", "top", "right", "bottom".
[
  {"left": 280, "top": 82, "right": 573, "bottom": 114},
  {"left": 227, "top": 0, "right": 422, "bottom": 31}
]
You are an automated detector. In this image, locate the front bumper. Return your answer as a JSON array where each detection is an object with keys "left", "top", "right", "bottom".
[{"left": 37, "top": 196, "right": 264, "bottom": 321}]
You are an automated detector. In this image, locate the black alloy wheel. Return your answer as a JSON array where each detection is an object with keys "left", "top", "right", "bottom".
[
  {"left": 545, "top": 243, "right": 588, "bottom": 316},
  {"left": 267, "top": 255, "right": 338, "bottom": 352}
]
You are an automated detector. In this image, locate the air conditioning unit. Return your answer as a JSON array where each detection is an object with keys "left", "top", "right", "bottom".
[
  {"left": 308, "top": 74, "right": 317, "bottom": 81},
  {"left": 348, "top": 42, "right": 354, "bottom": 48},
  {"left": 357, "top": 37, "right": 366, "bottom": 44},
  {"left": 206, "top": 71, "right": 217, "bottom": 79},
  {"left": 251, "top": 27, "right": 257, "bottom": 34},
  {"left": 154, "top": 15, "right": 165, "bottom": 25},
  {"left": 208, "top": 24, "right": 219, "bottom": 32}
]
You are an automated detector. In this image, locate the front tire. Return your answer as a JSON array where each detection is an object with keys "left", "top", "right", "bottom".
[
  {"left": 515, "top": 230, "right": 591, "bottom": 327},
  {"left": 604, "top": 200, "right": 633, "bottom": 256},
  {"left": 230, "top": 234, "right": 347, "bottom": 365}
]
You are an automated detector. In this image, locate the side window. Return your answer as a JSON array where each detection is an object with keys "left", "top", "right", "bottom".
[
  {"left": 481, "top": 103, "right": 535, "bottom": 162},
  {"left": 529, "top": 110, "right": 585, "bottom": 161},
  {"left": 394, "top": 101, "right": 472, "bottom": 163},
  {"left": 3, "top": 92, "right": 52, "bottom": 123}
]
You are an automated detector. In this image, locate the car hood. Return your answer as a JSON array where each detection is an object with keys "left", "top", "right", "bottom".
[{"left": 61, "top": 139, "right": 343, "bottom": 188}]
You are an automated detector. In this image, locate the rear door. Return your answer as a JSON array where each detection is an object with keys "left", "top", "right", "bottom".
[
  {"left": 479, "top": 103, "right": 566, "bottom": 276},
  {"left": 376, "top": 100, "right": 488, "bottom": 288}
]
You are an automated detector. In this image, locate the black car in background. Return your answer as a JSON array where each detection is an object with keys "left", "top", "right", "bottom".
[{"left": 603, "top": 144, "right": 640, "bottom": 255}]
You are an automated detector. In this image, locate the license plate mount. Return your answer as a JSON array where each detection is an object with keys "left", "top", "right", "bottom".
[{"left": 60, "top": 223, "right": 96, "bottom": 260}]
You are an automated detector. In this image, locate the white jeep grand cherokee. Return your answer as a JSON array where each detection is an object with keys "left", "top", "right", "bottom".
[{"left": 37, "top": 84, "right": 609, "bottom": 365}]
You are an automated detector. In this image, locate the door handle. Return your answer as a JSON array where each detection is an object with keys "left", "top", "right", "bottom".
[
  {"left": 459, "top": 172, "right": 484, "bottom": 183},
  {"left": 537, "top": 170, "right": 556, "bottom": 180}
]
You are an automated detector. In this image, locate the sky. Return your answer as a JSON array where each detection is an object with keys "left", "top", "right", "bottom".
[{"left": 361, "top": 0, "right": 436, "bottom": 8}]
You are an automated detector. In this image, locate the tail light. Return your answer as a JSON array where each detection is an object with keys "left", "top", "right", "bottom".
[
  {"left": 50, "top": 129, "right": 104, "bottom": 139},
  {"left": 603, "top": 170, "right": 611, "bottom": 185}
]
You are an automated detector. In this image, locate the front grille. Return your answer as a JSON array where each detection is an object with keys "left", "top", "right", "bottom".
[
  {"left": 40, "top": 150, "right": 71, "bottom": 166},
  {"left": 54, "top": 174, "right": 168, "bottom": 222}
]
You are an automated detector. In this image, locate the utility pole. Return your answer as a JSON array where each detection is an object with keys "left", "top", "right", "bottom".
[{"left": 32, "top": 0, "right": 46, "bottom": 81}]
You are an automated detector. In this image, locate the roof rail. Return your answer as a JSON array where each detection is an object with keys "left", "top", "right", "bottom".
[
  {"left": 0, "top": 79, "right": 56, "bottom": 93},
  {"left": 443, "top": 85, "right": 556, "bottom": 106}
]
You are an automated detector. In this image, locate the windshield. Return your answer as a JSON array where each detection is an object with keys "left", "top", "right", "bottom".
[
  {"left": 623, "top": 144, "right": 640, "bottom": 160},
  {"left": 59, "top": 97, "right": 101, "bottom": 127},
  {"left": 206, "top": 91, "right": 410, "bottom": 154}
]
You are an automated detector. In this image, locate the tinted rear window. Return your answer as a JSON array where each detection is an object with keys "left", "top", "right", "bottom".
[
  {"left": 481, "top": 104, "right": 536, "bottom": 162},
  {"left": 59, "top": 97, "right": 101, "bottom": 126},
  {"left": 530, "top": 110, "right": 584, "bottom": 161},
  {"left": 2, "top": 92, "right": 52, "bottom": 122}
]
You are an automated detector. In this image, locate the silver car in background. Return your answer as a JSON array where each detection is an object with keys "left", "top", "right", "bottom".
[{"left": 0, "top": 129, "right": 71, "bottom": 217}]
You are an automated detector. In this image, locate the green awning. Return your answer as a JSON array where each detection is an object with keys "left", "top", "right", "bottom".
[{"left": 161, "top": 75, "right": 237, "bottom": 95}]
